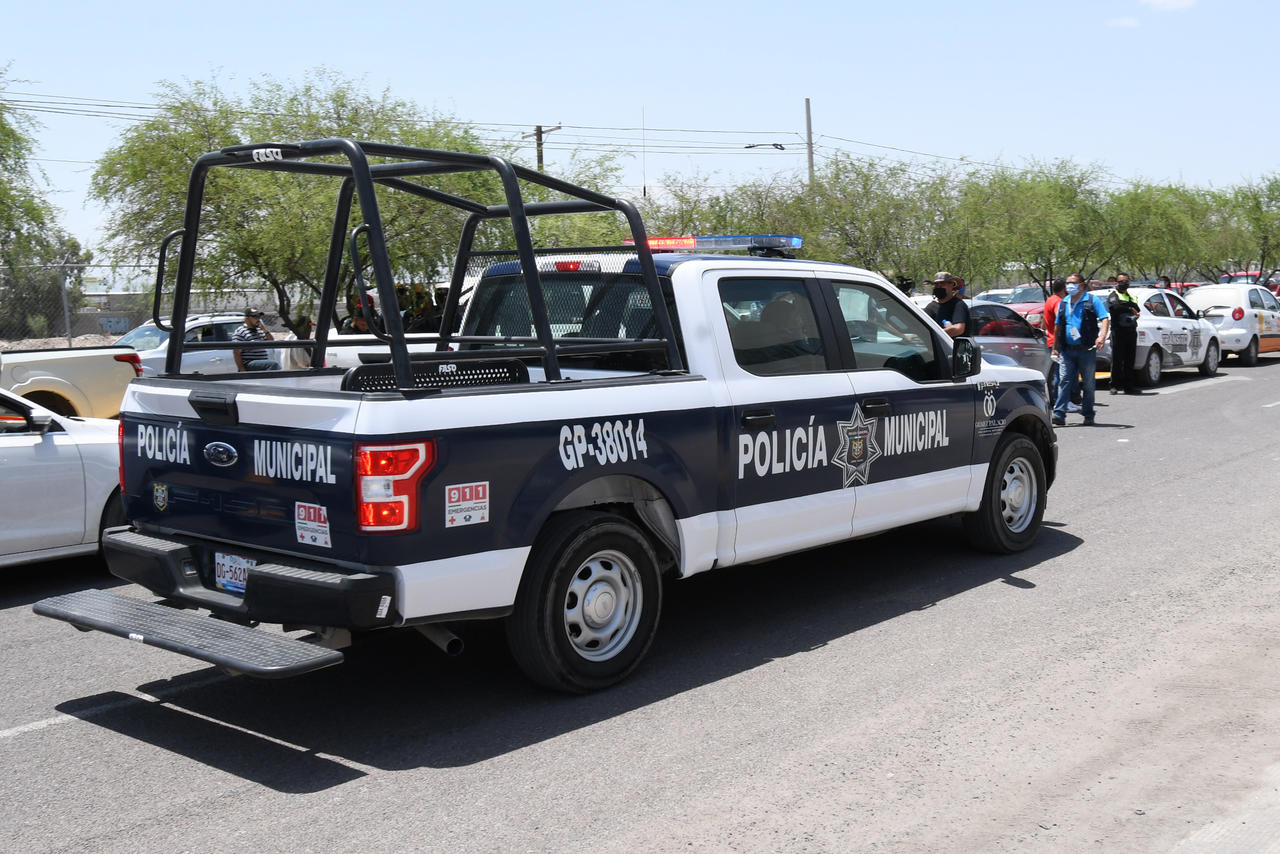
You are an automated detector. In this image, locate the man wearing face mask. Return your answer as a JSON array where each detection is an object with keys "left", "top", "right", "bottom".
[
  {"left": 924, "top": 272, "right": 969, "bottom": 338},
  {"left": 1051, "top": 274, "right": 1110, "bottom": 426},
  {"left": 1107, "top": 273, "right": 1142, "bottom": 395}
]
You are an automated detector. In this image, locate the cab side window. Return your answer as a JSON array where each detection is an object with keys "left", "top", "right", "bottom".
[
  {"left": 1249, "top": 289, "right": 1266, "bottom": 311},
  {"left": 719, "top": 278, "right": 827, "bottom": 375},
  {"left": 0, "top": 399, "right": 30, "bottom": 434},
  {"left": 828, "top": 280, "right": 939, "bottom": 382},
  {"left": 1168, "top": 294, "right": 1194, "bottom": 318},
  {"left": 1144, "top": 295, "right": 1170, "bottom": 317},
  {"left": 1262, "top": 290, "right": 1280, "bottom": 313}
]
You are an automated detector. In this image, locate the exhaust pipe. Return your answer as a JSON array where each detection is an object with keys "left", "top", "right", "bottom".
[{"left": 416, "top": 623, "right": 464, "bottom": 657}]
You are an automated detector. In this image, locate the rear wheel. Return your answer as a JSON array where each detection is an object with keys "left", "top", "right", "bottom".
[
  {"left": 1198, "top": 340, "right": 1220, "bottom": 376},
  {"left": 506, "top": 511, "right": 662, "bottom": 693},
  {"left": 964, "top": 434, "right": 1046, "bottom": 554},
  {"left": 1140, "top": 347, "right": 1163, "bottom": 386},
  {"left": 24, "top": 392, "right": 76, "bottom": 416},
  {"left": 97, "top": 489, "right": 128, "bottom": 568},
  {"left": 1240, "top": 336, "right": 1260, "bottom": 366}
]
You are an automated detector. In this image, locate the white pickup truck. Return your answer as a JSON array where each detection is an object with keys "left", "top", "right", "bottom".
[
  {"left": 0, "top": 346, "right": 141, "bottom": 417},
  {"left": 35, "top": 139, "right": 1057, "bottom": 693}
]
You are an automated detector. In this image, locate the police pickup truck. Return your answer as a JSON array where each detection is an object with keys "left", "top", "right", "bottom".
[{"left": 35, "top": 139, "right": 1056, "bottom": 692}]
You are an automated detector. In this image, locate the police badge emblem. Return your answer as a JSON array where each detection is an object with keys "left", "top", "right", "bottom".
[
  {"left": 834, "top": 404, "right": 882, "bottom": 488},
  {"left": 152, "top": 483, "right": 169, "bottom": 511}
]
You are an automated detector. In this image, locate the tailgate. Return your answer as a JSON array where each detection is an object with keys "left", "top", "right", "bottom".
[{"left": 121, "top": 383, "right": 357, "bottom": 558}]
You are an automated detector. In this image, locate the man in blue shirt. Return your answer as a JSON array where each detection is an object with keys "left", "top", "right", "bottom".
[{"left": 1050, "top": 274, "right": 1110, "bottom": 426}]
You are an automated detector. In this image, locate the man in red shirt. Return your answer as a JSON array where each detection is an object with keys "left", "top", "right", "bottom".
[{"left": 1042, "top": 278, "right": 1067, "bottom": 404}]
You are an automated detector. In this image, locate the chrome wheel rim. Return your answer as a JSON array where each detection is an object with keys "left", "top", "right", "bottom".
[
  {"left": 1000, "top": 457, "right": 1037, "bottom": 534},
  {"left": 562, "top": 548, "right": 642, "bottom": 661}
]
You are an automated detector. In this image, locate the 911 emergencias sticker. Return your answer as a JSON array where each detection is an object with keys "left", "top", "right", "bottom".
[
  {"left": 446, "top": 482, "right": 489, "bottom": 528},
  {"left": 295, "top": 501, "right": 332, "bottom": 548}
]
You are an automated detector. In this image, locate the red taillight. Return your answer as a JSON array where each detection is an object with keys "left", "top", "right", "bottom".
[
  {"left": 114, "top": 352, "right": 143, "bottom": 377},
  {"left": 355, "top": 441, "right": 435, "bottom": 532},
  {"left": 554, "top": 261, "right": 583, "bottom": 272},
  {"left": 1232, "top": 307, "right": 1245, "bottom": 322},
  {"left": 117, "top": 420, "right": 125, "bottom": 492}
]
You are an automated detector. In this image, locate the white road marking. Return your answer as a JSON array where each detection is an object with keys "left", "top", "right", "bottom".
[
  {"left": 0, "top": 672, "right": 228, "bottom": 742},
  {"left": 1154, "top": 376, "right": 1251, "bottom": 395},
  {"left": 1262, "top": 401, "right": 1280, "bottom": 408}
]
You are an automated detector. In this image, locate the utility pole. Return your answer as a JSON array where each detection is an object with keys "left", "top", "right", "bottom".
[
  {"left": 523, "top": 124, "right": 562, "bottom": 172},
  {"left": 805, "top": 98, "right": 815, "bottom": 189}
]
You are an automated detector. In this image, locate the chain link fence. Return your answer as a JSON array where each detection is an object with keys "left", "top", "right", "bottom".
[{"left": 0, "top": 265, "right": 303, "bottom": 351}]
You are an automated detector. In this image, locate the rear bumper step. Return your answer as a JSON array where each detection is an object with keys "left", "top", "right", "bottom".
[{"left": 33, "top": 589, "right": 343, "bottom": 678}]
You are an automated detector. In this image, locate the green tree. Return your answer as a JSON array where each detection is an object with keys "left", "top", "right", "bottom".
[
  {"left": 1105, "top": 183, "right": 1209, "bottom": 281},
  {"left": 0, "top": 67, "right": 94, "bottom": 339},
  {"left": 1217, "top": 176, "right": 1280, "bottom": 281},
  {"left": 91, "top": 71, "right": 526, "bottom": 333}
]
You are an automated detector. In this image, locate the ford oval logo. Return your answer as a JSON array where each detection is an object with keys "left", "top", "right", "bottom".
[{"left": 203, "top": 442, "right": 239, "bottom": 467}]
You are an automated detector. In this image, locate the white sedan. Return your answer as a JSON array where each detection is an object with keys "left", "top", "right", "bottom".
[
  {"left": 1099, "top": 287, "right": 1220, "bottom": 385},
  {"left": 1183, "top": 283, "right": 1280, "bottom": 365},
  {"left": 0, "top": 388, "right": 125, "bottom": 568}
]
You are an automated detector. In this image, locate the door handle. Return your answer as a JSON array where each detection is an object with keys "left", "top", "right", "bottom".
[
  {"left": 862, "top": 397, "right": 891, "bottom": 417},
  {"left": 741, "top": 409, "right": 775, "bottom": 430}
]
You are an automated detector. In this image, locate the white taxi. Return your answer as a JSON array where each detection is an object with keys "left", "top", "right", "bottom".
[
  {"left": 1182, "top": 284, "right": 1280, "bottom": 365},
  {"left": 1100, "top": 287, "right": 1220, "bottom": 385}
]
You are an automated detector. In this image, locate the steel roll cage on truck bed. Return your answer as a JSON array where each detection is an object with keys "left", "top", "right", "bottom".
[{"left": 35, "top": 138, "right": 1057, "bottom": 692}]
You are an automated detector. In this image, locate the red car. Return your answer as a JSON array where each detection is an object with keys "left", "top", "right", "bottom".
[
  {"left": 974, "top": 284, "right": 1048, "bottom": 328},
  {"left": 1219, "top": 271, "right": 1280, "bottom": 294}
]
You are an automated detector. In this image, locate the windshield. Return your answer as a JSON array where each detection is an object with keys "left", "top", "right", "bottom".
[
  {"left": 1010, "top": 286, "right": 1044, "bottom": 303},
  {"left": 975, "top": 291, "right": 1013, "bottom": 304},
  {"left": 115, "top": 326, "right": 169, "bottom": 351}
]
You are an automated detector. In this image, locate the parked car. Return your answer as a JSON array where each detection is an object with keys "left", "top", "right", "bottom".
[
  {"left": 1182, "top": 283, "right": 1280, "bottom": 365},
  {"left": 0, "top": 388, "right": 125, "bottom": 568},
  {"left": 115, "top": 313, "right": 280, "bottom": 376},
  {"left": 1098, "top": 287, "right": 1220, "bottom": 385},
  {"left": 0, "top": 347, "right": 140, "bottom": 417},
  {"left": 967, "top": 301, "right": 1052, "bottom": 379},
  {"left": 1218, "top": 271, "right": 1280, "bottom": 294}
]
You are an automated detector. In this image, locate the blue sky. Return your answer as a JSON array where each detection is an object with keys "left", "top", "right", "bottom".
[{"left": 4, "top": 0, "right": 1274, "bottom": 254}]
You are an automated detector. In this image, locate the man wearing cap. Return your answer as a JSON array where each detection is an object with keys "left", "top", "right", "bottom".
[
  {"left": 924, "top": 272, "right": 969, "bottom": 338},
  {"left": 233, "top": 308, "right": 280, "bottom": 371}
]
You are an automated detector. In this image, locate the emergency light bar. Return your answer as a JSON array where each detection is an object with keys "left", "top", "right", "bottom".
[{"left": 624, "top": 234, "right": 803, "bottom": 254}]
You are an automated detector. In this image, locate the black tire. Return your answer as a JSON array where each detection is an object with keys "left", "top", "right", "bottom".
[
  {"left": 1198, "top": 339, "right": 1220, "bottom": 376},
  {"left": 1140, "top": 347, "right": 1162, "bottom": 386},
  {"left": 505, "top": 510, "right": 662, "bottom": 693},
  {"left": 963, "top": 434, "right": 1046, "bottom": 554},
  {"left": 1240, "top": 336, "right": 1260, "bottom": 366},
  {"left": 97, "top": 489, "right": 128, "bottom": 568}
]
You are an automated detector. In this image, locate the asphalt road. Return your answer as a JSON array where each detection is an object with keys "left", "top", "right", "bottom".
[{"left": 4, "top": 357, "right": 1280, "bottom": 853}]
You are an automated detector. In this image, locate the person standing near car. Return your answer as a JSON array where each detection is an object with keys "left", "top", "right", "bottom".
[
  {"left": 1107, "top": 273, "right": 1142, "bottom": 395},
  {"left": 1043, "top": 278, "right": 1067, "bottom": 403},
  {"left": 925, "top": 272, "right": 969, "bottom": 338},
  {"left": 1051, "top": 274, "right": 1110, "bottom": 426},
  {"left": 233, "top": 307, "right": 280, "bottom": 371}
]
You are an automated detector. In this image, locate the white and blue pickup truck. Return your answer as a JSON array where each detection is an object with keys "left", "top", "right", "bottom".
[{"left": 35, "top": 140, "right": 1057, "bottom": 692}]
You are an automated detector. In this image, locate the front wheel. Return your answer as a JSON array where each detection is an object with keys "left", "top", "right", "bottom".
[
  {"left": 964, "top": 434, "right": 1046, "bottom": 554},
  {"left": 1199, "top": 340, "right": 1220, "bottom": 376},
  {"left": 506, "top": 511, "right": 662, "bottom": 693},
  {"left": 1140, "top": 347, "right": 1163, "bottom": 386}
]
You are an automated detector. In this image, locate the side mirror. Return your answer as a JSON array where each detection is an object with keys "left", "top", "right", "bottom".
[
  {"left": 29, "top": 414, "right": 54, "bottom": 435},
  {"left": 952, "top": 337, "right": 982, "bottom": 380}
]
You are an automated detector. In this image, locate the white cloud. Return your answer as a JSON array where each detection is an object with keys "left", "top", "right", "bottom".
[
  {"left": 1107, "top": 16, "right": 1141, "bottom": 27},
  {"left": 1139, "top": 0, "right": 1196, "bottom": 10}
]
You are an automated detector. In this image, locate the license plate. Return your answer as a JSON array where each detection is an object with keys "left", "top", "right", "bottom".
[{"left": 214, "top": 552, "right": 255, "bottom": 594}]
